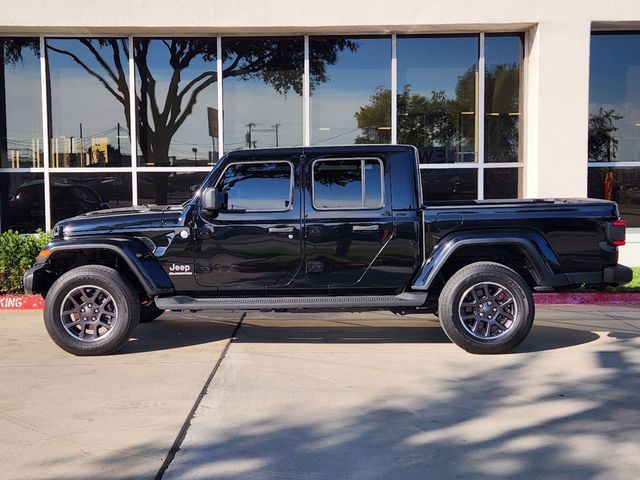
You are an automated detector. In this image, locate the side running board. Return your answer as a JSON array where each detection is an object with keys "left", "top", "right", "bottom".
[{"left": 155, "top": 292, "right": 428, "bottom": 311}]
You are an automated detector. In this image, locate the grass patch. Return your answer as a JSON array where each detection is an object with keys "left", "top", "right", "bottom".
[{"left": 624, "top": 266, "right": 640, "bottom": 291}]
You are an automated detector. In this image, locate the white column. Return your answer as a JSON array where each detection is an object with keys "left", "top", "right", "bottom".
[
  {"left": 477, "top": 33, "right": 485, "bottom": 200},
  {"left": 303, "top": 35, "right": 310, "bottom": 146},
  {"left": 391, "top": 34, "right": 397, "bottom": 144},
  {"left": 128, "top": 36, "right": 138, "bottom": 205},
  {"left": 39, "top": 36, "right": 52, "bottom": 231},
  {"left": 523, "top": 20, "right": 591, "bottom": 198},
  {"left": 217, "top": 36, "right": 224, "bottom": 156}
]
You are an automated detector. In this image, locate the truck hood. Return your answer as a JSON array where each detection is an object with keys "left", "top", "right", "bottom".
[{"left": 53, "top": 204, "right": 187, "bottom": 237}]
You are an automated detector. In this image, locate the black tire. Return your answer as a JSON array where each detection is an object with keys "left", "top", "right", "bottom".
[
  {"left": 140, "top": 302, "right": 165, "bottom": 323},
  {"left": 438, "top": 261, "right": 534, "bottom": 354},
  {"left": 43, "top": 265, "right": 140, "bottom": 356}
]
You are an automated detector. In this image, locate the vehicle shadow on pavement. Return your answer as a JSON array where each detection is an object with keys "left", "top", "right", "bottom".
[
  {"left": 120, "top": 312, "right": 606, "bottom": 354},
  {"left": 34, "top": 329, "right": 639, "bottom": 480},
  {"left": 118, "top": 314, "right": 241, "bottom": 354},
  {"left": 235, "top": 316, "right": 602, "bottom": 353}
]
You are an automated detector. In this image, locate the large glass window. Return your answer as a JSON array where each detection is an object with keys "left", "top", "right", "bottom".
[
  {"left": 0, "top": 173, "right": 44, "bottom": 232},
  {"left": 313, "top": 158, "right": 383, "bottom": 209},
  {"left": 484, "top": 168, "right": 521, "bottom": 199},
  {"left": 46, "top": 38, "right": 131, "bottom": 168},
  {"left": 310, "top": 36, "right": 391, "bottom": 145},
  {"left": 1, "top": 38, "right": 42, "bottom": 169},
  {"left": 0, "top": 32, "right": 531, "bottom": 233},
  {"left": 49, "top": 173, "right": 132, "bottom": 224},
  {"left": 134, "top": 38, "right": 219, "bottom": 168},
  {"left": 138, "top": 172, "right": 208, "bottom": 206},
  {"left": 398, "top": 34, "right": 523, "bottom": 202},
  {"left": 589, "top": 33, "right": 640, "bottom": 226},
  {"left": 222, "top": 37, "right": 303, "bottom": 151},
  {"left": 397, "top": 35, "right": 478, "bottom": 164},
  {"left": 484, "top": 34, "right": 523, "bottom": 163},
  {"left": 588, "top": 168, "right": 640, "bottom": 227},
  {"left": 421, "top": 169, "right": 478, "bottom": 202},
  {"left": 589, "top": 33, "right": 640, "bottom": 164},
  {"left": 216, "top": 162, "right": 293, "bottom": 212}
]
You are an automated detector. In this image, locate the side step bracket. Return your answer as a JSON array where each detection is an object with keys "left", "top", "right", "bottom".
[{"left": 155, "top": 292, "right": 428, "bottom": 311}]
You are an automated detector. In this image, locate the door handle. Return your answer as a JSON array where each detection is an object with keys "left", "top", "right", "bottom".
[
  {"left": 268, "top": 226, "right": 294, "bottom": 234},
  {"left": 352, "top": 225, "right": 379, "bottom": 232}
]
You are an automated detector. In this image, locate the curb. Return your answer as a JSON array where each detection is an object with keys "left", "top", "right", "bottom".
[
  {"left": 533, "top": 292, "right": 640, "bottom": 305},
  {"left": 0, "top": 295, "right": 45, "bottom": 310},
  {"left": 1, "top": 293, "right": 639, "bottom": 310}
]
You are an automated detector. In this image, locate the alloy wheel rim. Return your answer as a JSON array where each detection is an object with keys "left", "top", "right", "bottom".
[
  {"left": 458, "top": 281, "right": 518, "bottom": 340},
  {"left": 59, "top": 285, "right": 118, "bottom": 342}
]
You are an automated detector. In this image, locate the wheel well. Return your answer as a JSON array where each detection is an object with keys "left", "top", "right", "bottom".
[
  {"left": 39, "top": 249, "right": 146, "bottom": 300},
  {"left": 429, "top": 244, "right": 539, "bottom": 295}
]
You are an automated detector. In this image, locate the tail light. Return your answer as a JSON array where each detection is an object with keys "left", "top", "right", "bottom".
[{"left": 605, "top": 219, "right": 626, "bottom": 247}]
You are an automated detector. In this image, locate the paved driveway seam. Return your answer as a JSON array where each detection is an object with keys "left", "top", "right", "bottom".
[{"left": 155, "top": 313, "right": 245, "bottom": 480}]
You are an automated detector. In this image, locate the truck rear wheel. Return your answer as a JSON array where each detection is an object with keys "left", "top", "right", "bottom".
[
  {"left": 43, "top": 265, "right": 140, "bottom": 356},
  {"left": 438, "top": 262, "right": 534, "bottom": 354}
]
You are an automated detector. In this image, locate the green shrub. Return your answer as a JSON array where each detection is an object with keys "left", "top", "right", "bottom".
[{"left": 0, "top": 230, "right": 51, "bottom": 294}]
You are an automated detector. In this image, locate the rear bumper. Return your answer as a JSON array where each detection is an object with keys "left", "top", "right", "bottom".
[
  {"left": 553, "top": 264, "right": 633, "bottom": 287},
  {"left": 603, "top": 264, "right": 633, "bottom": 285}
]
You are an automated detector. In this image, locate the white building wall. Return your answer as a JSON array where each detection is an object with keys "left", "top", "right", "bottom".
[{"left": 2, "top": 0, "right": 640, "bottom": 263}]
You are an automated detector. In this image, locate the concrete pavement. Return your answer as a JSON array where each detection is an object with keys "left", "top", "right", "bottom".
[
  {"left": 1, "top": 306, "right": 639, "bottom": 479},
  {"left": 0, "top": 310, "right": 241, "bottom": 480}
]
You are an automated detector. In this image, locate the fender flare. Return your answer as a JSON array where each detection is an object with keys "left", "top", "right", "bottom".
[
  {"left": 412, "top": 230, "right": 569, "bottom": 290},
  {"left": 31, "top": 237, "right": 174, "bottom": 297}
]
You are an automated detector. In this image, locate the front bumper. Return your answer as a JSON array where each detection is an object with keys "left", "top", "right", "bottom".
[{"left": 23, "top": 263, "right": 46, "bottom": 295}]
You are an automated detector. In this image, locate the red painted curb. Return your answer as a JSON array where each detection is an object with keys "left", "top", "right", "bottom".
[
  {"left": 1, "top": 293, "right": 639, "bottom": 310},
  {"left": 0, "top": 295, "right": 45, "bottom": 310},
  {"left": 533, "top": 292, "right": 640, "bottom": 305}
]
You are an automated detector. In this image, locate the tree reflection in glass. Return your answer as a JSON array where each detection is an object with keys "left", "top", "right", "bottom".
[
  {"left": 0, "top": 38, "right": 42, "bottom": 169},
  {"left": 47, "top": 37, "right": 355, "bottom": 204},
  {"left": 46, "top": 39, "right": 131, "bottom": 168},
  {"left": 218, "top": 163, "right": 292, "bottom": 211},
  {"left": 589, "top": 33, "right": 640, "bottom": 163},
  {"left": 484, "top": 34, "right": 523, "bottom": 163},
  {"left": 310, "top": 36, "right": 390, "bottom": 145},
  {"left": 395, "top": 35, "right": 478, "bottom": 164}
]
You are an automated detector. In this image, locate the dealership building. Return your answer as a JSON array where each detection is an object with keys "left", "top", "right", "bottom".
[{"left": 1, "top": 0, "right": 640, "bottom": 264}]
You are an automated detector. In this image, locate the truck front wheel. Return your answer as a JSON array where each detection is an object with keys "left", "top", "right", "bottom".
[
  {"left": 43, "top": 265, "right": 140, "bottom": 356},
  {"left": 438, "top": 262, "right": 534, "bottom": 354}
]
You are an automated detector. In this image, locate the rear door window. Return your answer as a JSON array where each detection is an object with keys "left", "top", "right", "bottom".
[{"left": 312, "top": 158, "right": 383, "bottom": 210}]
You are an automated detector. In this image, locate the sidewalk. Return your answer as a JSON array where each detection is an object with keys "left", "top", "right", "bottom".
[{"left": 1, "top": 306, "right": 638, "bottom": 479}]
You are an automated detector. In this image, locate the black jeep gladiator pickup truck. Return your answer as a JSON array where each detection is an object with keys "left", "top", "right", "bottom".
[{"left": 24, "top": 145, "right": 632, "bottom": 355}]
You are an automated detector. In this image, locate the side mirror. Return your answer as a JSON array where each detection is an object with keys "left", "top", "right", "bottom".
[{"left": 201, "top": 187, "right": 223, "bottom": 212}]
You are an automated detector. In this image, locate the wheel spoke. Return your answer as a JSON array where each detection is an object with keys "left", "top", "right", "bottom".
[
  {"left": 458, "top": 281, "right": 519, "bottom": 341},
  {"left": 60, "top": 285, "right": 118, "bottom": 343},
  {"left": 97, "top": 320, "right": 112, "bottom": 330},
  {"left": 500, "top": 310, "right": 514, "bottom": 321},
  {"left": 77, "top": 323, "right": 86, "bottom": 339},
  {"left": 499, "top": 298, "right": 513, "bottom": 308},
  {"left": 482, "top": 284, "right": 490, "bottom": 300}
]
